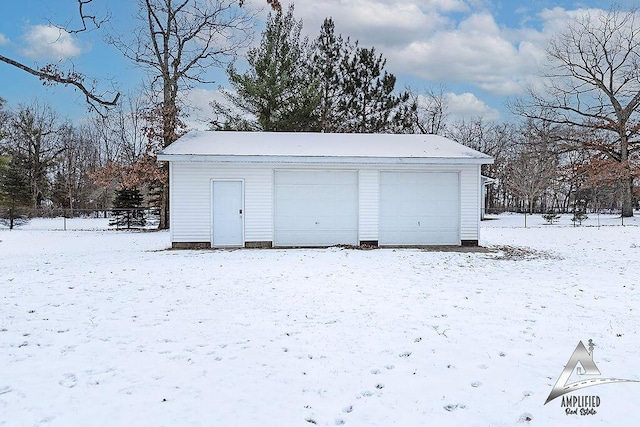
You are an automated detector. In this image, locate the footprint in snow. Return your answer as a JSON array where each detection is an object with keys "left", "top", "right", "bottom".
[
  {"left": 370, "top": 369, "right": 380, "bottom": 375},
  {"left": 334, "top": 418, "right": 345, "bottom": 425},
  {"left": 342, "top": 405, "right": 353, "bottom": 414},
  {"left": 518, "top": 413, "right": 533, "bottom": 422},
  {"left": 470, "top": 381, "right": 482, "bottom": 388},
  {"left": 59, "top": 373, "right": 77, "bottom": 388},
  {"left": 444, "top": 403, "right": 466, "bottom": 412}
]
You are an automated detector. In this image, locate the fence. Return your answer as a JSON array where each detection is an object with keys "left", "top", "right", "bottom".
[
  {"left": 0, "top": 208, "right": 160, "bottom": 231},
  {"left": 483, "top": 207, "right": 628, "bottom": 216}
]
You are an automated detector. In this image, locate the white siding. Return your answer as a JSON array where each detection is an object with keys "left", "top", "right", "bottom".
[
  {"left": 169, "top": 162, "right": 482, "bottom": 245},
  {"left": 459, "top": 166, "right": 481, "bottom": 241},
  {"left": 170, "top": 162, "right": 272, "bottom": 243},
  {"left": 170, "top": 162, "right": 210, "bottom": 242},
  {"left": 358, "top": 170, "right": 379, "bottom": 241}
]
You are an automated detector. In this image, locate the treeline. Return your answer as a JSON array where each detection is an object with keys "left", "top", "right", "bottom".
[
  {"left": 1, "top": 95, "right": 629, "bottom": 217},
  {"left": 443, "top": 118, "right": 634, "bottom": 215},
  {"left": 1, "top": 5, "right": 638, "bottom": 218},
  {"left": 0, "top": 97, "right": 160, "bottom": 214}
]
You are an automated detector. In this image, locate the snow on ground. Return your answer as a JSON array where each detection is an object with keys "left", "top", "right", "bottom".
[
  {"left": 15, "top": 216, "right": 158, "bottom": 231},
  {"left": 1, "top": 215, "right": 639, "bottom": 426}
]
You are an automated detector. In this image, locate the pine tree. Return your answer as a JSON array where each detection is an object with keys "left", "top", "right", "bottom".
[
  {"left": 215, "top": 12, "right": 415, "bottom": 133},
  {"left": 340, "top": 45, "right": 414, "bottom": 133},
  {"left": 542, "top": 211, "right": 561, "bottom": 224},
  {"left": 571, "top": 199, "right": 588, "bottom": 226},
  {"left": 0, "top": 154, "right": 32, "bottom": 208},
  {"left": 311, "top": 18, "right": 348, "bottom": 132},
  {"left": 110, "top": 187, "right": 146, "bottom": 229},
  {"left": 310, "top": 18, "right": 415, "bottom": 133},
  {"left": 0, "top": 154, "right": 32, "bottom": 229},
  {"left": 213, "top": 5, "right": 320, "bottom": 131}
]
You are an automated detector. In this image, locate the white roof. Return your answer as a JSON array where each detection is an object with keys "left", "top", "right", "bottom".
[{"left": 158, "top": 131, "right": 493, "bottom": 164}]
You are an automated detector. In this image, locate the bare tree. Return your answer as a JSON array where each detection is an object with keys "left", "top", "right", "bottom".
[
  {"left": 112, "top": 0, "right": 256, "bottom": 228},
  {"left": 409, "top": 84, "right": 449, "bottom": 135},
  {"left": 51, "top": 124, "right": 104, "bottom": 212},
  {"left": 446, "top": 118, "right": 516, "bottom": 210},
  {"left": 0, "top": 0, "right": 280, "bottom": 115},
  {"left": 514, "top": 7, "right": 640, "bottom": 216},
  {"left": 2, "top": 102, "right": 66, "bottom": 208},
  {"left": 86, "top": 93, "right": 153, "bottom": 210},
  {"left": 0, "top": 98, "right": 9, "bottom": 140},
  {"left": 504, "top": 146, "right": 559, "bottom": 214},
  {"left": 105, "top": 96, "right": 149, "bottom": 166}
]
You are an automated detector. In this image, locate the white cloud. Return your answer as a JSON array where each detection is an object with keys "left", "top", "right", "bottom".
[
  {"left": 426, "top": 0, "right": 470, "bottom": 13},
  {"left": 236, "top": 1, "right": 614, "bottom": 100},
  {"left": 0, "top": 33, "right": 9, "bottom": 46},
  {"left": 21, "top": 25, "right": 83, "bottom": 61},
  {"left": 267, "top": 2, "right": 547, "bottom": 96},
  {"left": 180, "top": 88, "right": 235, "bottom": 131},
  {"left": 386, "top": 12, "right": 544, "bottom": 95},
  {"left": 248, "top": 0, "right": 451, "bottom": 47},
  {"left": 445, "top": 92, "right": 500, "bottom": 121}
]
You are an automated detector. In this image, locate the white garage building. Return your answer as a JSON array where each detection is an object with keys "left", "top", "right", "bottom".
[{"left": 157, "top": 131, "right": 493, "bottom": 248}]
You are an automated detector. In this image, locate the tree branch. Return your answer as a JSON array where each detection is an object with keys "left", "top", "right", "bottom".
[
  {"left": 0, "top": 54, "right": 120, "bottom": 107},
  {"left": 64, "top": 0, "right": 110, "bottom": 33}
]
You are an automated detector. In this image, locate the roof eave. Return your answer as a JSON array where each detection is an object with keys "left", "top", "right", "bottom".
[{"left": 157, "top": 154, "right": 494, "bottom": 165}]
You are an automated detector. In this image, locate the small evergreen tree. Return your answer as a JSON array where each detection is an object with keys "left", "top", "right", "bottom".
[
  {"left": 0, "top": 155, "right": 31, "bottom": 229},
  {"left": 542, "top": 210, "right": 561, "bottom": 224},
  {"left": 110, "top": 187, "right": 146, "bottom": 229},
  {"left": 571, "top": 199, "right": 588, "bottom": 226}
]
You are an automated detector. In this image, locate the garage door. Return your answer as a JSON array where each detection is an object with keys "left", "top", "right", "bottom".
[
  {"left": 275, "top": 171, "right": 358, "bottom": 246},
  {"left": 379, "top": 172, "right": 459, "bottom": 245}
]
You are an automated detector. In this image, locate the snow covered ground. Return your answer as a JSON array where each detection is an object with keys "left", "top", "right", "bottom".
[{"left": 1, "top": 214, "right": 639, "bottom": 426}]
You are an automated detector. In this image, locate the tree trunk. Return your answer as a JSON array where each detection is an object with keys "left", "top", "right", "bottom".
[
  {"left": 621, "top": 135, "right": 634, "bottom": 217},
  {"left": 622, "top": 175, "right": 634, "bottom": 217},
  {"left": 158, "top": 177, "right": 170, "bottom": 230}
]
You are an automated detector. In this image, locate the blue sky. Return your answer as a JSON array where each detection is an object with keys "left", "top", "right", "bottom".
[{"left": 0, "top": 0, "right": 635, "bottom": 125}]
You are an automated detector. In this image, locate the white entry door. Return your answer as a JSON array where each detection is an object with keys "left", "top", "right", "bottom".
[{"left": 212, "top": 180, "right": 244, "bottom": 247}]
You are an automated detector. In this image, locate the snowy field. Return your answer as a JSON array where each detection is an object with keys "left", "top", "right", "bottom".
[{"left": 1, "top": 214, "right": 639, "bottom": 426}]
